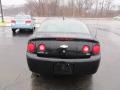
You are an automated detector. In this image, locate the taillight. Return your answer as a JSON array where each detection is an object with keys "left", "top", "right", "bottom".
[
  {"left": 93, "top": 44, "right": 100, "bottom": 55},
  {"left": 27, "top": 42, "right": 36, "bottom": 53},
  {"left": 11, "top": 20, "right": 16, "bottom": 23},
  {"left": 82, "top": 45, "right": 90, "bottom": 53},
  {"left": 26, "top": 20, "right": 31, "bottom": 23},
  {"left": 39, "top": 44, "right": 46, "bottom": 53}
]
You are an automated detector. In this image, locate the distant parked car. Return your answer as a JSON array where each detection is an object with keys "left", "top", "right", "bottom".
[
  {"left": 11, "top": 15, "right": 35, "bottom": 34},
  {"left": 26, "top": 19, "right": 101, "bottom": 76},
  {"left": 113, "top": 16, "right": 120, "bottom": 20}
]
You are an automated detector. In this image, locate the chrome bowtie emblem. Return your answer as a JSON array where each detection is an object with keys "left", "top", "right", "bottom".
[
  {"left": 62, "top": 50, "right": 66, "bottom": 53},
  {"left": 60, "top": 45, "right": 68, "bottom": 48}
]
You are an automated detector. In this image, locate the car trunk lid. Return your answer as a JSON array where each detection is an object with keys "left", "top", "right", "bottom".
[{"left": 29, "top": 33, "right": 98, "bottom": 59}]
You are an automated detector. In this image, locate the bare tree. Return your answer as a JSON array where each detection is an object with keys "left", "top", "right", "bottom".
[
  {"left": 24, "top": 0, "right": 120, "bottom": 17},
  {"left": 94, "top": 0, "right": 99, "bottom": 17},
  {"left": 100, "top": 0, "right": 106, "bottom": 16},
  {"left": 68, "top": 0, "right": 75, "bottom": 17},
  {"left": 76, "top": 0, "right": 84, "bottom": 16},
  {"left": 105, "top": 0, "right": 112, "bottom": 16}
]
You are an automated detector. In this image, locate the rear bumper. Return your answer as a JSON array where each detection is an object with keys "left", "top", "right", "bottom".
[
  {"left": 11, "top": 24, "right": 34, "bottom": 29},
  {"left": 27, "top": 53, "right": 101, "bottom": 75}
]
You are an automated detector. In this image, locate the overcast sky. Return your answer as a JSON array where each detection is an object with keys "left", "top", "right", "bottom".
[
  {"left": 2, "top": 0, "right": 120, "bottom": 6},
  {"left": 2, "top": 0, "right": 26, "bottom": 6}
]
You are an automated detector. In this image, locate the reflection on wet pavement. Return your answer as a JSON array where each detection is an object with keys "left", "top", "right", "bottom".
[{"left": 31, "top": 75, "right": 92, "bottom": 90}]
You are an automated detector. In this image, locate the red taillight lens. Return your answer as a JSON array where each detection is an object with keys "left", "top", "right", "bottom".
[
  {"left": 11, "top": 20, "right": 16, "bottom": 23},
  {"left": 93, "top": 44, "right": 100, "bottom": 55},
  {"left": 26, "top": 20, "right": 31, "bottom": 23},
  {"left": 39, "top": 44, "right": 46, "bottom": 52},
  {"left": 27, "top": 43, "right": 36, "bottom": 53},
  {"left": 82, "top": 45, "right": 90, "bottom": 53}
]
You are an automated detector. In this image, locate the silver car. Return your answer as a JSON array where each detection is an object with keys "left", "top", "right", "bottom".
[{"left": 11, "top": 15, "right": 35, "bottom": 34}]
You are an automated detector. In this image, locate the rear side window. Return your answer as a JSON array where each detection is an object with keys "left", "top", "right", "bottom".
[{"left": 39, "top": 20, "right": 90, "bottom": 34}]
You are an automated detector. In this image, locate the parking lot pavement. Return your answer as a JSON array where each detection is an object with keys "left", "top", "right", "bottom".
[
  {"left": 82, "top": 19, "right": 120, "bottom": 36},
  {"left": 0, "top": 20, "right": 120, "bottom": 90}
]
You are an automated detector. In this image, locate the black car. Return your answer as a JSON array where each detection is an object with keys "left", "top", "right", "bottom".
[{"left": 26, "top": 19, "right": 101, "bottom": 75}]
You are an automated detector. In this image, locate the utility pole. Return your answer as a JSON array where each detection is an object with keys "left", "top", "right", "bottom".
[
  {"left": 0, "top": 0, "right": 4, "bottom": 22},
  {"left": 62, "top": 0, "right": 65, "bottom": 20}
]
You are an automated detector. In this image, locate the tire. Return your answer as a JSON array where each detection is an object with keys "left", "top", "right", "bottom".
[
  {"left": 31, "top": 72, "right": 40, "bottom": 78},
  {"left": 34, "top": 27, "right": 35, "bottom": 30},
  {"left": 12, "top": 29, "right": 16, "bottom": 34}
]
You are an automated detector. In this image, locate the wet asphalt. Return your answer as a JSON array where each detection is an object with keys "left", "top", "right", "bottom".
[{"left": 0, "top": 19, "right": 120, "bottom": 90}]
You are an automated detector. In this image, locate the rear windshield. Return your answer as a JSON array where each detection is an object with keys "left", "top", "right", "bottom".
[
  {"left": 15, "top": 15, "right": 31, "bottom": 19},
  {"left": 39, "top": 20, "right": 90, "bottom": 34}
]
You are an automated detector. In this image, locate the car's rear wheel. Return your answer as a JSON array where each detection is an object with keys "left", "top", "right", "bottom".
[
  {"left": 31, "top": 72, "right": 40, "bottom": 78},
  {"left": 12, "top": 29, "right": 16, "bottom": 34},
  {"left": 34, "top": 27, "right": 35, "bottom": 30}
]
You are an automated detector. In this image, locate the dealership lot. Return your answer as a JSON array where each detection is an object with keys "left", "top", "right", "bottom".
[{"left": 0, "top": 19, "right": 120, "bottom": 90}]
